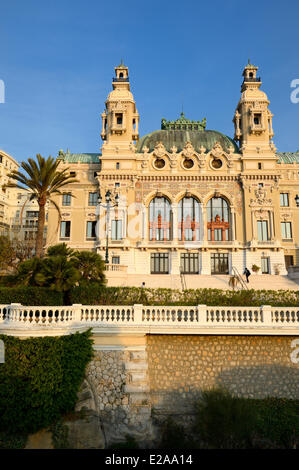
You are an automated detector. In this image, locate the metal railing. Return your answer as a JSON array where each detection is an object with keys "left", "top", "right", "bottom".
[{"left": 231, "top": 266, "right": 248, "bottom": 290}]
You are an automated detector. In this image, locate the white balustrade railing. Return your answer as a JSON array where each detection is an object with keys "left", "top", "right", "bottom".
[{"left": 0, "top": 303, "right": 298, "bottom": 333}]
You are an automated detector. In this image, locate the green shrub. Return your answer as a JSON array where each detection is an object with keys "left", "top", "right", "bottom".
[
  {"left": 108, "top": 435, "right": 139, "bottom": 449},
  {"left": 252, "top": 397, "right": 299, "bottom": 448},
  {"left": 68, "top": 285, "right": 299, "bottom": 307},
  {"left": 193, "top": 388, "right": 299, "bottom": 449},
  {"left": 0, "top": 286, "right": 63, "bottom": 306},
  {"left": 0, "top": 330, "right": 93, "bottom": 435},
  {"left": 194, "top": 388, "right": 257, "bottom": 448},
  {"left": 158, "top": 417, "right": 193, "bottom": 449}
]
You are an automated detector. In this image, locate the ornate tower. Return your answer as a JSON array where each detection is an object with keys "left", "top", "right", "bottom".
[
  {"left": 101, "top": 61, "right": 139, "bottom": 157},
  {"left": 233, "top": 61, "right": 276, "bottom": 164}
]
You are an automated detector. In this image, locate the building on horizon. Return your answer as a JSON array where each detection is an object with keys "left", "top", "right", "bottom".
[{"left": 46, "top": 61, "right": 299, "bottom": 282}]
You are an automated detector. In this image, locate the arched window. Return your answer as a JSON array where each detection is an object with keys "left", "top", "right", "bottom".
[
  {"left": 149, "top": 197, "right": 172, "bottom": 241},
  {"left": 207, "top": 197, "right": 230, "bottom": 241},
  {"left": 178, "top": 197, "right": 200, "bottom": 241}
]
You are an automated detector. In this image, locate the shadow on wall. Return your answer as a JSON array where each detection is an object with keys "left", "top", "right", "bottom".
[{"left": 150, "top": 364, "right": 299, "bottom": 417}]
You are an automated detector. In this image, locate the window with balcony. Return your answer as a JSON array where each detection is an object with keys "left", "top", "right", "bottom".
[
  {"left": 149, "top": 197, "right": 172, "bottom": 241},
  {"left": 178, "top": 197, "right": 200, "bottom": 241},
  {"left": 280, "top": 193, "right": 289, "bottom": 207},
  {"left": 62, "top": 193, "right": 71, "bottom": 206},
  {"left": 257, "top": 220, "right": 269, "bottom": 241},
  {"left": 150, "top": 253, "right": 169, "bottom": 274},
  {"left": 207, "top": 197, "right": 230, "bottom": 241},
  {"left": 281, "top": 221, "right": 292, "bottom": 240},
  {"left": 86, "top": 221, "right": 97, "bottom": 239},
  {"left": 26, "top": 211, "right": 39, "bottom": 218},
  {"left": 111, "top": 220, "right": 122, "bottom": 240},
  {"left": 60, "top": 221, "right": 71, "bottom": 239},
  {"left": 88, "top": 192, "right": 98, "bottom": 206}
]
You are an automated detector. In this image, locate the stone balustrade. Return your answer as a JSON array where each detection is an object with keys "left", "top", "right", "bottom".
[{"left": 0, "top": 303, "right": 298, "bottom": 336}]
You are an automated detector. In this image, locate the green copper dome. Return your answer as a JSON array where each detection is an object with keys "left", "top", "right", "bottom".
[
  {"left": 136, "top": 129, "right": 240, "bottom": 154},
  {"left": 136, "top": 113, "right": 239, "bottom": 154}
]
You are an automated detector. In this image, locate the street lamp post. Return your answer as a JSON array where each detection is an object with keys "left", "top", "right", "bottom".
[{"left": 98, "top": 190, "right": 119, "bottom": 264}]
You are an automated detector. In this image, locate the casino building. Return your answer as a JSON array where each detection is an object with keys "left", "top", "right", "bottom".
[{"left": 46, "top": 61, "right": 299, "bottom": 283}]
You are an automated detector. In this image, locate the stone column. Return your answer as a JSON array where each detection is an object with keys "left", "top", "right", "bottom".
[
  {"left": 231, "top": 209, "right": 235, "bottom": 241},
  {"left": 172, "top": 203, "right": 178, "bottom": 242},
  {"left": 202, "top": 204, "right": 207, "bottom": 241}
]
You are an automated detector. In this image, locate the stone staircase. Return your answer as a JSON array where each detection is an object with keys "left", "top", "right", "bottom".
[{"left": 106, "top": 273, "right": 299, "bottom": 290}]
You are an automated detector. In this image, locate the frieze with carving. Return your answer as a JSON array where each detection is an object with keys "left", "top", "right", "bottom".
[{"left": 250, "top": 187, "right": 273, "bottom": 207}]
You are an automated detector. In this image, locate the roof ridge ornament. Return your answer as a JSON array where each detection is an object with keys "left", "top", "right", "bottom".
[{"left": 161, "top": 113, "right": 206, "bottom": 131}]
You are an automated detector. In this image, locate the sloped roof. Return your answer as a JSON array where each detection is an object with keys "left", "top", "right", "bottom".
[
  {"left": 58, "top": 151, "right": 101, "bottom": 164},
  {"left": 277, "top": 152, "right": 299, "bottom": 164}
]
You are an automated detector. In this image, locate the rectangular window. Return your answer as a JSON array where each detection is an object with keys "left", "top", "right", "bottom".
[
  {"left": 258, "top": 162, "right": 262, "bottom": 169},
  {"left": 86, "top": 221, "right": 97, "bottom": 239},
  {"left": 60, "top": 221, "right": 71, "bottom": 239},
  {"left": 261, "top": 257, "right": 270, "bottom": 274},
  {"left": 211, "top": 253, "right": 229, "bottom": 274},
  {"left": 180, "top": 253, "right": 199, "bottom": 274},
  {"left": 88, "top": 192, "right": 98, "bottom": 206},
  {"left": 116, "top": 113, "right": 123, "bottom": 125},
  {"left": 214, "top": 229, "right": 222, "bottom": 241},
  {"left": 112, "top": 256, "right": 120, "bottom": 265},
  {"left": 151, "top": 253, "right": 169, "bottom": 274},
  {"left": 62, "top": 193, "right": 71, "bottom": 206},
  {"left": 281, "top": 221, "right": 292, "bottom": 239},
  {"left": 257, "top": 220, "right": 269, "bottom": 241},
  {"left": 254, "top": 113, "right": 261, "bottom": 125},
  {"left": 280, "top": 193, "right": 289, "bottom": 207},
  {"left": 26, "top": 211, "right": 39, "bottom": 218},
  {"left": 111, "top": 220, "right": 122, "bottom": 240},
  {"left": 116, "top": 162, "right": 120, "bottom": 170}
]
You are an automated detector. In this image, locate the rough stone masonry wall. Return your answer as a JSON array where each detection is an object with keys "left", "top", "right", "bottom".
[
  {"left": 83, "top": 336, "right": 299, "bottom": 446},
  {"left": 85, "top": 348, "right": 152, "bottom": 446},
  {"left": 147, "top": 335, "right": 299, "bottom": 418}
]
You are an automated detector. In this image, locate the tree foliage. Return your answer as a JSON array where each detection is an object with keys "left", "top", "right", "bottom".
[
  {"left": 8, "top": 244, "right": 106, "bottom": 292},
  {"left": 0, "top": 330, "right": 93, "bottom": 434}
]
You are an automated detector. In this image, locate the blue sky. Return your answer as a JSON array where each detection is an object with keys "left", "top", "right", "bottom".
[{"left": 0, "top": 0, "right": 298, "bottom": 162}]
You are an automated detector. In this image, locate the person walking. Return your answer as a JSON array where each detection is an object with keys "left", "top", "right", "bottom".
[{"left": 243, "top": 267, "right": 251, "bottom": 283}]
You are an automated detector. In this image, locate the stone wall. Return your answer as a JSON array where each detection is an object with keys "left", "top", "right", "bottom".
[
  {"left": 147, "top": 335, "right": 299, "bottom": 417},
  {"left": 82, "top": 335, "right": 299, "bottom": 446},
  {"left": 85, "top": 348, "right": 152, "bottom": 446}
]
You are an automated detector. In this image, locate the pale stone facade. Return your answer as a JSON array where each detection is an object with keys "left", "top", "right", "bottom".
[
  {"left": 0, "top": 149, "right": 48, "bottom": 247},
  {"left": 46, "top": 61, "right": 299, "bottom": 279}
]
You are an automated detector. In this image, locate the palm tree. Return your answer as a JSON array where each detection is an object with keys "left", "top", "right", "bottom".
[
  {"left": 72, "top": 251, "right": 106, "bottom": 285},
  {"left": 6, "top": 154, "right": 77, "bottom": 258}
]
